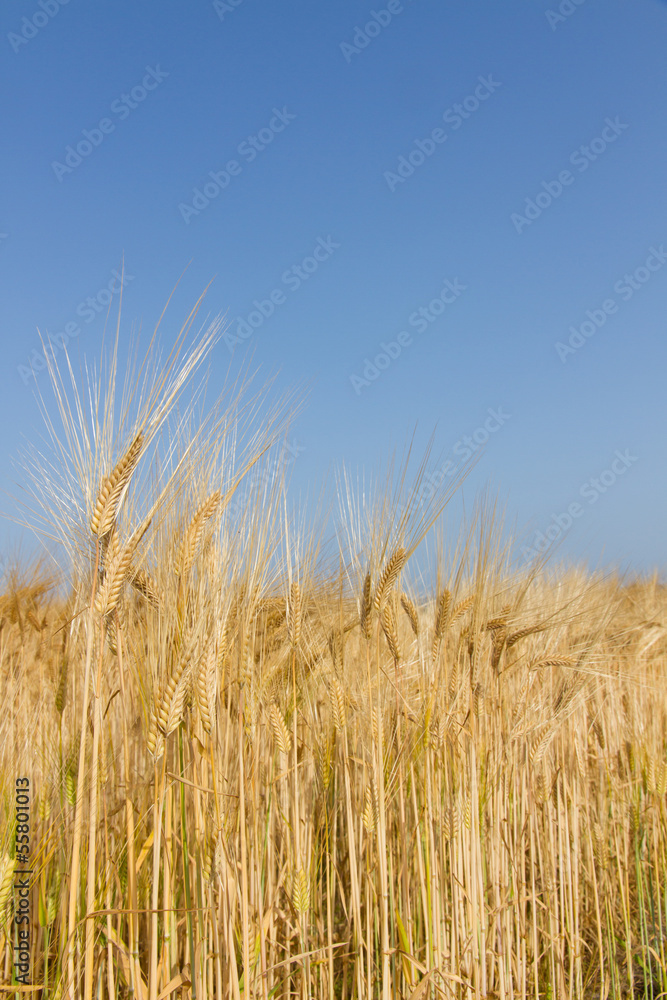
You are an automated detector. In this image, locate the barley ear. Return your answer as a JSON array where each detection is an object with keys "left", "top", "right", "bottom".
[
  {"left": 287, "top": 580, "right": 301, "bottom": 649},
  {"left": 90, "top": 433, "right": 144, "bottom": 538},
  {"left": 362, "top": 784, "right": 378, "bottom": 833},
  {"left": 400, "top": 593, "right": 420, "bottom": 637},
  {"left": 360, "top": 572, "right": 373, "bottom": 639},
  {"left": 450, "top": 594, "right": 474, "bottom": 625},
  {"left": 55, "top": 656, "right": 68, "bottom": 714},
  {"left": 328, "top": 676, "right": 347, "bottom": 734},
  {"left": 373, "top": 548, "right": 406, "bottom": 612},
  {"left": 292, "top": 868, "right": 310, "bottom": 916},
  {"left": 506, "top": 622, "right": 545, "bottom": 649},
  {"left": 380, "top": 602, "right": 400, "bottom": 663},
  {"left": 94, "top": 519, "right": 151, "bottom": 616},
  {"left": 269, "top": 703, "right": 292, "bottom": 755},
  {"left": 431, "top": 589, "right": 451, "bottom": 662},
  {"left": 155, "top": 653, "right": 191, "bottom": 740},
  {"left": 196, "top": 641, "right": 218, "bottom": 735},
  {"left": 176, "top": 490, "right": 222, "bottom": 581}
]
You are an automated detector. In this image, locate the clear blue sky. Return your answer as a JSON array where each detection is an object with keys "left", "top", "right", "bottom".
[{"left": 1, "top": 0, "right": 665, "bottom": 575}]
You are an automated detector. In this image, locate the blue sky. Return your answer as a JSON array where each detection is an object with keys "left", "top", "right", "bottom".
[{"left": 1, "top": 0, "right": 666, "bottom": 575}]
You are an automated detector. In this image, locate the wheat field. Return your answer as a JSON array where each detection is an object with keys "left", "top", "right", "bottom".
[{"left": 0, "top": 318, "right": 666, "bottom": 1000}]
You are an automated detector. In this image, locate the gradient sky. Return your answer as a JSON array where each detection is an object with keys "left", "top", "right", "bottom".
[{"left": 1, "top": 0, "right": 666, "bottom": 576}]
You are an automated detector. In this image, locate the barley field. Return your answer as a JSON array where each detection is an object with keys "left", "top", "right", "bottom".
[{"left": 1, "top": 322, "right": 666, "bottom": 1000}]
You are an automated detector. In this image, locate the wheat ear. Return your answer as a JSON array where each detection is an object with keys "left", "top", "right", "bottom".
[
  {"left": 360, "top": 572, "right": 373, "bottom": 639},
  {"left": 431, "top": 589, "right": 451, "bottom": 662},
  {"left": 175, "top": 491, "right": 222, "bottom": 580},
  {"left": 269, "top": 703, "right": 292, "bottom": 755},
  {"left": 373, "top": 548, "right": 406, "bottom": 612},
  {"left": 196, "top": 639, "right": 218, "bottom": 735},
  {"left": 90, "top": 433, "right": 144, "bottom": 537},
  {"left": 94, "top": 519, "right": 151, "bottom": 616},
  {"left": 400, "top": 593, "right": 420, "bottom": 636},
  {"left": 328, "top": 676, "right": 347, "bottom": 734},
  {"left": 155, "top": 654, "right": 193, "bottom": 738},
  {"left": 287, "top": 580, "right": 301, "bottom": 649},
  {"left": 450, "top": 594, "right": 474, "bottom": 625},
  {"left": 380, "top": 602, "right": 400, "bottom": 663},
  {"left": 506, "top": 622, "right": 545, "bottom": 648}
]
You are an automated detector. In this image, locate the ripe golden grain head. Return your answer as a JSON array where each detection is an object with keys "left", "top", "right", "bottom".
[
  {"left": 90, "top": 433, "right": 144, "bottom": 538},
  {"left": 380, "top": 602, "right": 400, "bottom": 663},
  {"left": 360, "top": 571, "right": 373, "bottom": 639},
  {"left": 400, "top": 593, "right": 420, "bottom": 637},
  {"left": 373, "top": 547, "right": 406, "bottom": 613},
  {"left": 269, "top": 703, "right": 292, "bottom": 756},
  {"left": 175, "top": 490, "right": 222, "bottom": 582},
  {"left": 328, "top": 675, "right": 347, "bottom": 734},
  {"left": 287, "top": 580, "right": 301, "bottom": 649},
  {"left": 291, "top": 867, "right": 310, "bottom": 916}
]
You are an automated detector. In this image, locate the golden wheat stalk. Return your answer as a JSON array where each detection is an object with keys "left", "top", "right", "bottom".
[
  {"left": 55, "top": 655, "right": 68, "bottom": 713},
  {"left": 360, "top": 571, "right": 373, "bottom": 639},
  {"left": 400, "top": 593, "right": 420, "bottom": 636},
  {"left": 175, "top": 490, "right": 222, "bottom": 580},
  {"left": 316, "top": 732, "right": 335, "bottom": 791},
  {"left": 287, "top": 580, "right": 301, "bottom": 649},
  {"left": 196, "top": 639, "right": 218, "bottom": 735},
  {"left": 291, "top": 867, "right": 310, "bottom": 916},
  {"left": 328, "top": 627, "right": 344, "bottom": 670},
  {"left": 431, "top": 589, "right": 451, "bottom": 661},
  {"left": 530, "top": 656, "right": 576, "bottom": 670},
  {"left": 161, "top": 662, "right": 193, "bottom": 738},
  {"left": 450, "top": 594, "right": 474, "bottom": 625},
  {"left": 90, "top": 433, "right": 144, "bottom": 538},
  {"left": 448, "top": 657, "right": 459, "bottom": 703},
  {"left": 483, "top": 613, "right": 509, "bottom": 632},
  {"left": 94, "top": 519, "right": 152, "bottom": 616},
  {"left": 506, "top": 622, "right": 545, "bottom": 648},
  {"left": 373, "top": 548, "right": 406, "bottom": 612},
  {"left": 269, "top": 703, "right": 292, "bottom": 755},
  {"left": 362, "top": 783, "right": 378, "bottom": 833},
  {"left": 147, "top": 651, "right": 193, "bottom": 753},
  {"left": 380, "top": 602, "right": 400, "bottom": 663},
  {"left": 531, "top": 724, "right": 556, "bottom": 768},
  {"left": 328, "top": 676, "right": 347, "bottom": 734}
]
